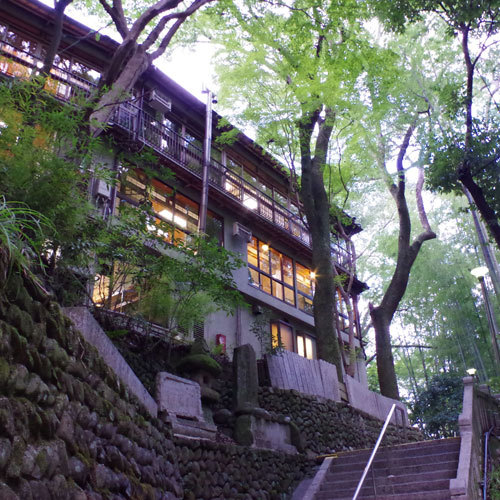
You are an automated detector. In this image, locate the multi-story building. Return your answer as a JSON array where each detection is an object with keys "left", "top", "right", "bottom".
[{"left": 0, "top": 0, "right": 368, "bottom": 383}]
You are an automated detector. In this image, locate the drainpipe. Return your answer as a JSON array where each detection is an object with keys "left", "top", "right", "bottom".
[{"left": 198, "top": 87, "right": 214, "bottom": 234}]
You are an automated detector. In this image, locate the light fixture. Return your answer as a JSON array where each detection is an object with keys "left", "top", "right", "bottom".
[
  {"left": 471, "top": 266, "right": 489, "bottom": 279},
  {"left": 261, "top": 244, "right": 269, "bottom": 252},
  {"left": 310, "top": 271, "right": 316, "bottom": 279},
  {"left": 466, "top": 368, "right": 477, "bottom": 376}
]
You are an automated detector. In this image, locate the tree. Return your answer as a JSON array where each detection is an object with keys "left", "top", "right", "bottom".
[
  {"left": 411, "top": 372, "right": 463, "bottom": 438},
  {"left": 375, "top": 0, "right": 500, "bottom": 250},
  {"left": 0, "top": 80, "right": 243, "bottom": 326},
  {"left": 77, "top": 0, "right": 217, "bottom": 137},
  {"left": 207, "top": 0, "right": 375, "bottom": 378},
  {"left": 40, "top": 0, "right": 75, "bottom": 76},
  {"left": 368, "top": 126, "right": 436, "bottom": 399}
]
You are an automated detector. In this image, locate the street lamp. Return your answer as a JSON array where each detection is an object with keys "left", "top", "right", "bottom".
[{"left": 470, "top": 266, "right": 500, "bottom": 366}]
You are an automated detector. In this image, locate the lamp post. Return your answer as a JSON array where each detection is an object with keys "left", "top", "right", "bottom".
[{"left": 470, "top": 266, "right": 500, "bottom": 366}]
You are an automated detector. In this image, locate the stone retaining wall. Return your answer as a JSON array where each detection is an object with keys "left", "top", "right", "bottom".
[
  {"left": 258, "top": 387, "right": 423, "bottom": 456},
  {"left": 174, "top": 436, "right": 311, "bottom": 500},
  {"left": 0, "top": 272, "right": 183, "bottom": 499}
]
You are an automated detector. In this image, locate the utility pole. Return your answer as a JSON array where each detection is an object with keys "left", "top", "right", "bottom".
[{"left": 198, "top": 87, "right": 214, "bottom": 235}]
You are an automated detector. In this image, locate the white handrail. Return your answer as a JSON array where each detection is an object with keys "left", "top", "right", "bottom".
[{"left": 352, "top": 403, "right": 396, "bottom": 500}]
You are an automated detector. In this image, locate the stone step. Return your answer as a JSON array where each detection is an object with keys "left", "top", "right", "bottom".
[
  {"left": 328, "top": 450, "right": 459, "bottom": 472},
  {"left": 332, "top": 437, "right": 459, "bottom": 459},
  {"left": 318, "top": 491, "right": 451, "bottom": 500},
  {"left": 331, "top": 439, "right": 460, "bottom": 464},
  {"left": 320, "top": 467, "right": 457, "bottom": 491},
  {"left": 324, "top": 459, "right": 458, "bottom": 483},
  {"left": 315, "top": 477, "right": 451, "bottom": 499}
]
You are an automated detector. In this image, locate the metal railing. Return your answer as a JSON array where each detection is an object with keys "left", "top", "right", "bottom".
[
  {"left": 450, "top": 377, "right": 500, "bottom": 500},
  {"left": 0, "top": 41, "right": 354, "bottom": 268},
  {"left": 352, "top": 403, "right": 396, "bottom": 500}
]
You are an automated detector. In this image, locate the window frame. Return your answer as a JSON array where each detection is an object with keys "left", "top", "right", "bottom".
[{"left": 248, "top": 237, "right": 296, "bottom": 307}]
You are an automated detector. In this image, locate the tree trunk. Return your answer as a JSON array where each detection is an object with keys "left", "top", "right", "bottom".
[
  {"left": 371, "top": 127, "right": 436, "bottom": 400},
  {"left": 89, "top": 46, "right": 150, "bottom": 137},
  {"left": 40, "top": 0, "right": 74, "bottom": 76},
  {"left": 298, "top": 108, "right": 343, "bottom": 380},
  {"left": 370, "top": 302, "right": 400, "bottom": 399}
]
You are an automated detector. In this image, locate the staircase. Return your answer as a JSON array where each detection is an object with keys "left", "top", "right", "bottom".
[{"left": 314, "top": 437, "right": 460, "bottom": 500}]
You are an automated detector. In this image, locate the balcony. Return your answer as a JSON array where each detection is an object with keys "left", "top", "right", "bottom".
[{"left": 0, "top": 40, "right": 353, "bottom": 270}]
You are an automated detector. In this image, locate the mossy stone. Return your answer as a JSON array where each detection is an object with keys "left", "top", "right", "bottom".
[
  {"left": 6, "top": 304, "right": 34, "bottom": 339},
  {"left": 177, "top": 354, "right": 222, "bottom": 377},
  {"left": 233, "top": 414, "right": 253, "bottom": 446},
  {"left": 0, "top": 357, "right": 10, "bottom": 389}
]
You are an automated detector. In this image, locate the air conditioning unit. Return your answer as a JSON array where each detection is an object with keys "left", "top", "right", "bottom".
[
  {"left": 232, "top": 222, "right": 252, "bottom": 242},
  {"left": 148, "top": 90, "right": 172, "bottom": 113},
  {"left": 93, "top": 179, "right": 111, "bottom": 199}
]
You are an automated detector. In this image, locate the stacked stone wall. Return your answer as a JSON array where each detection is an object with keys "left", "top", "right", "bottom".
[
  {"left": 0, "top": 272, "right": 183, "bottom": 499},
  {"left": 258, "top": 387, "right": 423, "bottom": 456},
  {"left": 174, "top": 436, "right": 310, "bottom": 500}
]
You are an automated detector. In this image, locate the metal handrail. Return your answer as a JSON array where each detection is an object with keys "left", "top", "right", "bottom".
[
  {"left": 483, "top": 426, "right": 494, "bottom": 500},
  {"left": 352, "top": 403, "right": 396, "bottom": 500}
]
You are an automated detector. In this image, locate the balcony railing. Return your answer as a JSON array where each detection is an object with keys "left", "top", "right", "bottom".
[{"left": 0, "top": 41, "right": 353, "bottom": 269}]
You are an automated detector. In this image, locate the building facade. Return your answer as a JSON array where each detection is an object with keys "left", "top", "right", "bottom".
[{"left": 0, "top": 0, "right": 368, "bottom": 384}]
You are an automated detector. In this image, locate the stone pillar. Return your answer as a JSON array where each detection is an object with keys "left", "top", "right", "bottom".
[{"left": 233, "top": 344, "right": 259, "bottom": 413}]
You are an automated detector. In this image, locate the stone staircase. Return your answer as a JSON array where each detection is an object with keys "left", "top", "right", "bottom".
[{"left": 314, "top": 437, "right": 460, "bottom": 499}]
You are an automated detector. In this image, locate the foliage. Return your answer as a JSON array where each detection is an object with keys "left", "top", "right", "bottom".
[
  {"left": 489, "top": 461, "right": 500, "bottom": 500},
  {"left": 176, "top": 353, "right": 222, "bottom": 376},
  {"left": 0, "top": 80, "right": 244, "bottom": 335},
  {"left": 0, "top": 81, "right": 99, "bottom": 269},
  {"left": 410, "top": 372, "right": 463, "bottom": 438},
  {"left": 0, "top": 198, "right": 53, "bottom": 275},
  {"left": 249, "top": 308, "right": 274, "bottom": 354}
]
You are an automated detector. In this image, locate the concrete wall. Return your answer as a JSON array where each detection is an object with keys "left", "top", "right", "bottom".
[{"left": 344, "top": 375, "right": 408, "bottom": 426}]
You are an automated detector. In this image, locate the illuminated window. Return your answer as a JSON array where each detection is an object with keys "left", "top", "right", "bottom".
[
  {"left": 247, "top": 237, "right": 295, "bottom": 306},
  {"left": 296, "top": 333, "right": 317, "bottom": 360},
  {"left": 271, "top": 322, "right": 317, "bottom": 359},
  {"left": 117, "top": 169, "right": 222, "bottom": 244},
  {"left": 271, "top": 321, "right": 293, "bottom": 351},
  {"left": 296, "top": 262, "right": 315, "bottom": 313},
  {"left": 93, "top": 264, "right": 138, "bottom": 312}
]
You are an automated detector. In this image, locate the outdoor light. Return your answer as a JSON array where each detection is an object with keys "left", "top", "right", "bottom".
[
  {"left": 466, "top": 368, "right": 477, "bottom": 376},
  {"left": 470, "top": 266, "right": 489, "bottom": 279},
  {"left": 310, "top": 271, "right": 316, "bottom": 279}
]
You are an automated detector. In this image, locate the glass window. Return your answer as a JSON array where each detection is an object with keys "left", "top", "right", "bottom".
[
  {"left": 270, "top": 249, "right": 282, "bottom": 280},
  {"left": 283, "top": 256, "right": 293, "bottom": 286},
  {"left": 259, "top": 241, "right": 270, "bottom": 272},
  {"left": 271, "top": 322, "right": 293, "bottom": 351},
  {"left": 296, "top": 262, "right": 313, "bottom": 295},
  {"left": 117, "top": 169, "right": 213, "bottom": 245},
  {"left": 248, "top": 237, "right": 258, "bottom": 268},
  {"left": 296, "top": 333, "right": 317, "bottom": 360},
  {"left": 296, "top": 262, "right": 314, "bottom": 314},
  {"left": 247, "top": 237, "right": 295, "bottom": 306}
]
